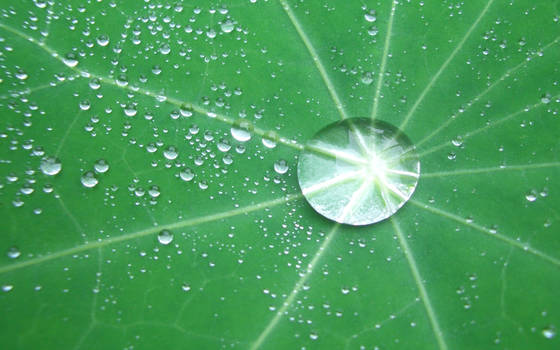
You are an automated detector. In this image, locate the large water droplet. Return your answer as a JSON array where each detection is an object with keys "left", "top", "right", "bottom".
[{"left": 297, "top": 118, "right": 420, "bottom": 226}]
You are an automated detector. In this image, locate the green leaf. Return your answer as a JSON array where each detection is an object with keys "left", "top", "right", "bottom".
[{"left": 1, "top": 0, "right": 559, "bottom": 349}]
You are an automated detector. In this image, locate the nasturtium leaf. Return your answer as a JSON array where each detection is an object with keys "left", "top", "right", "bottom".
[{"left": 1, "top": 1, "right": 559, "bottom": 349}]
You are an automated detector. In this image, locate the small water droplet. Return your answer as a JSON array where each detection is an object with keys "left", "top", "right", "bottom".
[
  {"left": 364, "top": 10, "right": 377, "bottom": 22},
  {"left": 40, "top": 157, "right": 62, "bottom": 176},
  {"left": 221, "top": 20, "right": 235, "bottom": 33},
  {"left": 181, "top": 283, "right": 191, "bottom": 292},
  {"left": 96, "top": 35, "right": 110, "bottom": 46},
  {"left": 63, "top": 53, "right": 79, "bottom": 67},
  {"left": 525, "top": 191, "right": 538, "bottom": 202},
  {"left": 274, "top": 159, "right": 289, "bottom": 175},
  {"left": 163, "top": 146, "right": 178, "bottom": 160},
  {"left": 94, "top": 159, "right": 110, "bottom": 173},
  {"left": 7, "top": 247, "right": 21, "bottom": 259},
  {"left": 80, "top": 171, "right": 99, "bottom": 188},
  {"left": 179, "top": 168, "right": 195, "bottom": 182},
  {"left": 158, "top": 229, "right": 173, "bottom": 245},
  {"left": 543, "top": 326, "right": 556, "bottom": 339},
  {"left": 231, "top": 120, "right": 252, "bottom": 142}
]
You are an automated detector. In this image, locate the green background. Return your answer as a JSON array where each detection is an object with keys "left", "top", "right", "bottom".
[{"left": 1, "top": 0, "right": 559, "bottom": 349}]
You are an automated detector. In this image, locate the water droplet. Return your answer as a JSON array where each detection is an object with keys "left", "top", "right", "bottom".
[
  {"left": 2, "top": 285, "right": 13, "bottom": 292},
  {"left": 231, "top": 120, "right": 252, "bottom": 142},
  {"left": 297, "top": 118, "right": 420, "bottom": 226},
  {"left": 181, "top": 283, "right": 191, "bottom": 292},
  {"left": 63, "top": 53, "right": 79, "bottom": 68},
  {"left": 179, "top": 168, "right": 195, "bottom": 182},
  {"left": 361, "top": 71, "right": 374, "bottom": 85},
  {"left": 543, "top": 326, "right": 556, "bottom": 339},
  {"left": 364, "top": 10, "right": 377, "bottom": 22},
  {"left": 525, "top": 191, "right": 538, "bottom": 202},
  {"left": 40, "top": 157, "right": 62, "bottom": 176},
  {"left": 163, "top": 146, "right": 178, "bottom": 160},
  {"left": 148, "top": 185, "right": 160, "bottom": 198},
  {"left": 80, "top": 171, "right": 99, "bottom": 188},
  {"left": 159, "top": 44, "right": 171, "bottom": 55},
  {"left": 274, "top": 159, "right": 289, "bottom": 175},
  {"left": 309, "top": 332, "right": 319, "bottom": 340},
  {"left": 221, "top": 20, "right": 235, "bottom": 33},
  {"left": 217, "top": 139, "right": 231, "bottom": 152},
  {"left": 7, "top": 247, "right": 21, "bottom": 259},
  {"left": 158, "top": 229, "right": 173, "bottom": 245},
  {"left": 15, "top": 68, "right": 28, "bottom": 80},
  {"left": 94, "top": 159, "right": 109, "bottom": 173},
  {"left": 96, "top": 35, "right": 110, "bottom": 46},
  {"left": 262, "top": 132, "right": 278, "bottom": 149}
]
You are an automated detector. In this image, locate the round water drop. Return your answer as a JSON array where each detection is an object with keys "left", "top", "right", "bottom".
[
  {"left": 94, "top": 159, "right": 110, "bottom": 173},
  {"left": 96, "top": 35, "right": 110, "bottom": 46},
  {"left": 180, "top": 167, "right": 195, "bottom": 181},
  {"left": 525, "top": 191, "right": 537, "bottom": 202},
  {"left": 543, "top": 326, "right": 556, "bottom": 339},
  {"left": 63, "top": 53, "right": 79, "bottom": 68},
  {"left": 262, "top": 132, "right": 278, "bottom": 149},
  {"left": 40, "top": 157, "right": 62, "bottom": 176},
  {"left": 159, "top": 44, "right": 171, "bottom": 55},
  {"left": 15, "top": 68, "right": 28, "bottom": 80},
  {"left": 7, "top": 247, "right": 21, "bottom": 259},
  {"left": 297, "top": 118, "right": 420, "bottom": 226},
  {"left": 158, "top": 229, "right": 173, "bottom": 245},
  {"left": 274, "top": 159, "right": 289, "bottom": 175},
  {"left": 181, "top": 283, "right": 191, "bottom": 292},
  {"left": 163, "top": 146, "right": 178, "bottom": 160},
  {"left": 231, "top": 120, "right": 252, "bottom": 142},
  {"left": 221, "top": 20, "right": 235, "bottom": 33},
  {"left": 364, "top": 10, "right": 377, "bottom": 22},
  {"left": 80, "top": 171, "right": 98, "bottom": 188}
]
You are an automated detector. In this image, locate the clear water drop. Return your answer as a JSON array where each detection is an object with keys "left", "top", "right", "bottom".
[
  {"left": 40, "top": 157, "right": 62, "bottom": 176},
  {"left": 163, "top": 146, "right": 178, "bottom": 160},
  {"left": 94, "top": 159, "right": 110, "bottom": 173},
  {"left": 297, "top": 118, "right": 420, "bottom": 226},
  {"left": 231, "top": 120, "right": 252, "bottom": 142},
  {"left": 543, "top": 326, "right": 556, "bottom": 339},
  {"left": 274, "top": 159, "right": 289, "bottom": 175},
  {"left": 221, "top": 20, "right": 235, "bottom": 33},
  {"left": 80, "top": 171, "right": 99, "bottom": 188},
  {"left": 63, "top": 53, "right": 79, "bottom": 67},
  {"left": 7, "top": 247, "right": 21, "bottom": 259},
  {"left": 180, "top": 168, "right": 195, "bottom": 182},
  {"left": 158, "top": 229, "right": 173, "bottom": 245}
]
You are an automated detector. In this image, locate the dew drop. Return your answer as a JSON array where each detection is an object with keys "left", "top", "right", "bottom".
[
  {"left": 274, "top": 159, "right": 289, "bottom": 175},
  {"left": 159, "top": 44, "right": 171, "bottom": 55},
  {"left": 262, "top": 132, "right": 278, "bottom": 149},
  {"left": 94, "top": 159, "right": 110, "bottom": 173},
  {"left": 181, "top": 283, "right": 191, "bottom": 292},
  {"left": 40, "top": 157, "right": 62, "bottom": 176},
  {"left": 231, "top": 120, "right": 252, "bottom": 142},
  {"left": 297, "top": 118, "right": 420, "bottom": 226},
  {"left": 7, "top": 247, "right": 21, "bottom": 259},
  {"left": 80, "top": 171, "right": 99, "bottom": 188},
  {"left": 221, "top": 20, "right": 235, "bottom": 33},
  {"left": 63, "top": 53, "right": 79, "bottom": 68},
  {"left": 163, "top": 146, "right": 178, "bottom": 160},
  {"left": 543, "top": 326, "right": 556, "bottom": 339},
  {"left": 158, "top": 229, "right": 173, "bottom": 245},
  {"left": 96, "top": 35, "right": 110, "bottom": 46},
  {"left": 364, "top": 10, "right": 377, "bottom": 22},
  {"left": 180, "top": 168, "right": 194, "bottom": 182}
]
